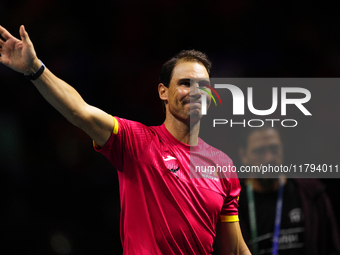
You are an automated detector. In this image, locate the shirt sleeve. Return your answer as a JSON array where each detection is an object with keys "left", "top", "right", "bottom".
[
  {"left": 93, "top": 116, "right": 153, "bottom": 171},
  {"left": 219, "top": 173, "right": 241, "bottom": 222}
]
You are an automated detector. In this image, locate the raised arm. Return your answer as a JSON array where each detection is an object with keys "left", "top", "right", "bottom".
[{"left": 0, "top": 25, "right": 114, "bottom": 147}]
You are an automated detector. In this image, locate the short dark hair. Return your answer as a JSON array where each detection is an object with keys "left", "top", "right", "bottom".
[{"left": 159, "top": 49, "right": 212, "bottom": 88}]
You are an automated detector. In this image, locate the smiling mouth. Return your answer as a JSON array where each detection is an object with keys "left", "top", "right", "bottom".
[
  {"left": 184, "top": 102, "right": 201, "bottom": 110},
  {"left": 183, "top": 98, "right": 201, "bottom": 104},
  {"left": 186, "top": 102, "right": 202, "bottom": 112},
  {"left": 189, "top": 102, "right": 201, "bottom": 106}
]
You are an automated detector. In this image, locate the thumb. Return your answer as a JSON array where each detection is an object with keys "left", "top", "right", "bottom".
[{"left": 19, "top": 25, "right": 31, "bottom": 44}]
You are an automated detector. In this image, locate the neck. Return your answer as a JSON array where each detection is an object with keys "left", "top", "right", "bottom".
[{"left": 163, "top": 116, "right": 200, "bottom": 145}]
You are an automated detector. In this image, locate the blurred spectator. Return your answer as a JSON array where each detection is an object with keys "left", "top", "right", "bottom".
[{"left": 238, "top": 125, "right": 340, "bottom": 255}]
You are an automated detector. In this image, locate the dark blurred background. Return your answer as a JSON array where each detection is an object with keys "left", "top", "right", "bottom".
[{"left": 1, "top": 0, "right": 340, "bottom": 254}]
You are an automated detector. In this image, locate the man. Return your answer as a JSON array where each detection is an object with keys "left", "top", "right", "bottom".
[
  {"left": 0, "top": 25, "right": 250, "bottom": 254},
  {"left": 238, "top": 125, "right": 340, "bottom": 255}
]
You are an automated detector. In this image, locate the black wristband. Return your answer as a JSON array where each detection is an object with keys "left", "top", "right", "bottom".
[{"left": 24, "top": 60, "right": 45, "bottom": 80}]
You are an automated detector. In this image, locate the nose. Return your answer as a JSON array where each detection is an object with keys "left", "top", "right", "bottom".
[
  {"left": 190, "top": 81, "right": 199, "bottom": 91},
  {"left": 190, "top": 82, "right": 202, "bottom": 98}
]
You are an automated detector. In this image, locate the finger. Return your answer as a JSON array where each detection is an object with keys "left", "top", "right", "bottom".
[
  {"left": 19, "top": 25, "right": 31, "bottom": 44},
  {"left": 0, "top": 25, "right": 13, "bottom": 41}
]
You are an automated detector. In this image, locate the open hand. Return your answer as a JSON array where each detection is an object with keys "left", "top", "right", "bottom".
[{"left": 0, "top": 25, "right": 40, "bottom": 75}]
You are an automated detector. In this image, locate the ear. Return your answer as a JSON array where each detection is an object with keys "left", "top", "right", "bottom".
[{"left": 158, "top": 83, "right": 168, "bottom": 102}]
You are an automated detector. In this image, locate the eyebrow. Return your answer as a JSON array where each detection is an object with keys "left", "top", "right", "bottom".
[
  {"left": 177, "top": 78, "right": 210, "bottom": 85},
  {"left": 177, "top": 78, "right": 191, "bottom": 84}
]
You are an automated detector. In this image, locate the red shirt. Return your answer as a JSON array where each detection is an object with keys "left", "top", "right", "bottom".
[{"left": 95, "top": 117, "right": 240, "bottom": 255}]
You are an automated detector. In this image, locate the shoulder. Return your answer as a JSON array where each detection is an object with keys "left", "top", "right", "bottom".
[
  {"left": 115, "top": 117, "right": 151, "bottom": 130},
  {"left": 293, "top": 178, "right": 324, "bottom": 190},
  {"left": 115, "top": 117, "right": 161, "bottom": 137},
  {"left": 293, "top": 178, "right": 326, "bottom": 200}
]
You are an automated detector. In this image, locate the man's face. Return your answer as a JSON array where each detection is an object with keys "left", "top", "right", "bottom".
[
  {"left": 164, "top": 61, "right": 210, "bottom": 122},
  {"left": 240, "top": 128, "right": 283, "bottom": 167}
]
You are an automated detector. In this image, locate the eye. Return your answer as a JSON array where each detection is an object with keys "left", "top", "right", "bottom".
[
  {"left": 178, "top": 79, "right": 191, "bottom": 86},
  {"left": 253, "top": 147, "right": 266, "bottom": 157},
  {"left": 180, "top": 81, "right": 190, "bottom": 86}
]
